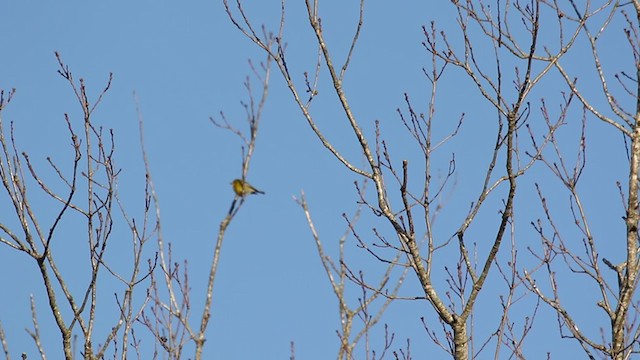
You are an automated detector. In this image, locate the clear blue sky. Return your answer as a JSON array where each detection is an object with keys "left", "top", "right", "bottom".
[{"left": 0, "top": 1, "right": 633, "bottom": 359}]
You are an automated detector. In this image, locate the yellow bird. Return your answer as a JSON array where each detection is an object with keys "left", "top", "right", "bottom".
[{"left": 231, "top": 179, "right": 265, "bottom": 196}]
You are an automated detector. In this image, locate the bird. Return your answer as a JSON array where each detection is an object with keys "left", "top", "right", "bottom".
[{"left": 231, "top": 179, "right": 265, "bottom": 196}]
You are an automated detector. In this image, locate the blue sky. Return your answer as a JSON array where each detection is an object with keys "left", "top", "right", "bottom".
[{"left": 0, "top": 1, "right": 635, "bottom": 359}]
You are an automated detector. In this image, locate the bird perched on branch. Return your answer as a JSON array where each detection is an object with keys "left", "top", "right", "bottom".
[{"left": 231, "top": 179, "right": 265, "bottom": 196}]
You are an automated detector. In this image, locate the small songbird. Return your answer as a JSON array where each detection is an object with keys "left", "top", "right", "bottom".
[{"left": 231, "top": 179, "right": 265, "bottom": 196}]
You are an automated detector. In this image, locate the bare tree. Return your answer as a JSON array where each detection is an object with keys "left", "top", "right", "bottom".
[
  {"left": 295, "top": 189, "right": 410, "bottom": 359},
  {"left": 220, "top": 0, "right": 637, "bottom": 359},
  {"left": 0, "top": 39, "right": 275, "bottom": 359},
  {"left": 0, "top": 53, "right": 155, "bottom": 360},
  {"left": 136, "top": 51, "right": 273, "bottom": 360},
  {"left": 1, "top": 1, "right": 637, "bottom": 359},
  {"left": 522, "top": 1, "right": 640, "bottom": 359}
]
